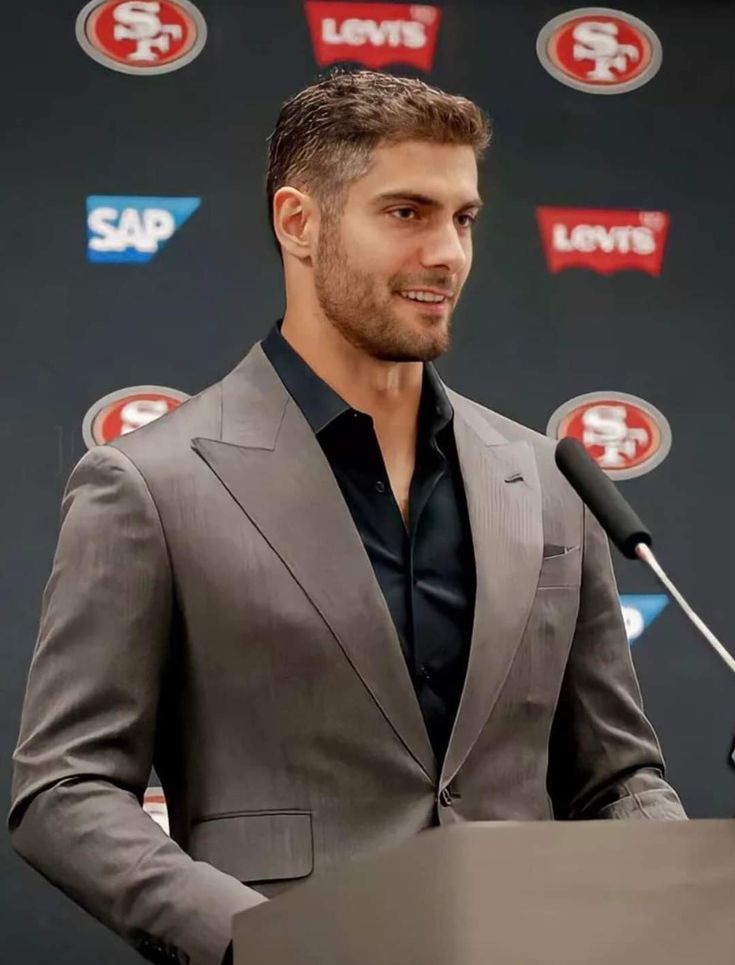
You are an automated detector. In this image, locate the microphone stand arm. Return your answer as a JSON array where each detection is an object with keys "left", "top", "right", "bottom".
[{"left": 635, "top": 543, "right": 735, "bottom": 676}]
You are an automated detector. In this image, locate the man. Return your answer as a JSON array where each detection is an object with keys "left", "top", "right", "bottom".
[{"left": 9, "top": 70, "right": 686, "bottom": 965}]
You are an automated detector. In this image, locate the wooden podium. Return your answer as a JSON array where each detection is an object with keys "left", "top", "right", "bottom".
[{"left": 233, "top": 820, "right": 735, "bottom": 964}]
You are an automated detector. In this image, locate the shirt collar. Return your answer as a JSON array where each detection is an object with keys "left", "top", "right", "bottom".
[{"left": 261, "top": 318, "right": 453, "bottom": 438}]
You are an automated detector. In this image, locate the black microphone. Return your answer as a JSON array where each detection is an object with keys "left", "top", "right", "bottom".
[
  {"left": 553, "top": 436, "right": 735, "bottom": 677},
  {"left": 554, "top": 437, "right": 651, "bottom": 559}
]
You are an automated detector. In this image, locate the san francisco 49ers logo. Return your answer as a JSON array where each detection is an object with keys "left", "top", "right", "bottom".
[
  {"left": 143, "top": 787, "right": 170, "bottom": 835},
  {"left": 82, "top": 385, "right": 189, "bottom": 448},
  {"left": 536, "top": 8, "right": 662, "bottom": 94},
  {"left": 546, "top": 391, "right": 672, "bottom": 479},
  {"left": 75, "top": 0, "right": 207, "bottom": 75}
]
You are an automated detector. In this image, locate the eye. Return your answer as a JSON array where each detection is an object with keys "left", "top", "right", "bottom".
[
  {"left": 390, "top": 207, "right": 417, "bottom": 221},
  {"left": 457, "top": 213, "right": 478, "bottom": 228}
]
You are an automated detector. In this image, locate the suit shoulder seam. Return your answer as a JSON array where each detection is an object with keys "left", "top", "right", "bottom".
[{"left": 100, "top": 444, "right": 174, "bottom": 572}]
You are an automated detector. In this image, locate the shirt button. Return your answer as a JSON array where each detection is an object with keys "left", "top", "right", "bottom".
[{"left": 375, "top": 480, "right": 386, "bottom": 493}]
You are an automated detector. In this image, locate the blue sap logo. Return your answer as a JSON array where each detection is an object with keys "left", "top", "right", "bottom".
[
  {"left": 620, "top": 594, "right": 669, "bottom": 644},
  {"left": 86, "top": 196, "right": 201, "bottom": 263}
]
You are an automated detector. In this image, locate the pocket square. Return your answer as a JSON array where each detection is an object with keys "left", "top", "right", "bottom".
[{"left": 542, "top": 544, "right": 580, "bottom": 560}]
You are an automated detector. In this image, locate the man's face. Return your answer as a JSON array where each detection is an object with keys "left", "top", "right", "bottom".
[{"left": 313, "top": 140, "right": 481, "bottom": 363}]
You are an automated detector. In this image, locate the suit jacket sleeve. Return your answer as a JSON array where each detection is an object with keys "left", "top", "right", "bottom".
[
  {"left": 8, "top": 445, "right": 267, "bottom": 965},
  {"left": 547, "top": 504, "right": 687, "bottom": 821}
]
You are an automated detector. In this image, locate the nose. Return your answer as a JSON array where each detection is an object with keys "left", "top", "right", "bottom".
[{"left": 419, "top": 220, "right": 469, "bottom": 277}]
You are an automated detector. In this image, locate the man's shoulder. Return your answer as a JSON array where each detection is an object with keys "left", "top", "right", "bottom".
[
  {"left": 59, "top": 376, "right": 227, "bottom": 516},
  {"left": 94, "top": 341, "right": 269, "bottom": 481},
  {"left": 447, "top": 387, "right": 556, "bottom": 459},
  {"left": 108, "top": 378, "right": 223, "bottom": 467},
  {"left": 448, "top": 388, "right": 582, "bottom": 529}
]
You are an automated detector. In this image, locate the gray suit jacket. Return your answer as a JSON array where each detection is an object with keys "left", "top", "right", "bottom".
[{"left": 9, "top": 341, "right": 686, "bottom": 965}]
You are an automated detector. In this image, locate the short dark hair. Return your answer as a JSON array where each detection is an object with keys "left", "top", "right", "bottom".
[{"left": 265, "top": 69, "right": 492, "bottom": 259}]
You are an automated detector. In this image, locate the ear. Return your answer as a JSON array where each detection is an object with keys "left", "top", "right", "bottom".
[{"left": 273, "top": 186, "right": 317, "bottom": 261}]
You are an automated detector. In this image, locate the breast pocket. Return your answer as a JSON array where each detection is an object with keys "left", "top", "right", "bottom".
[
  {"left": 188, "top": 810, "right": 313, "bottom": 883},
  {"left": 537, "top": 544, "right": 581, "bottom": 588}
]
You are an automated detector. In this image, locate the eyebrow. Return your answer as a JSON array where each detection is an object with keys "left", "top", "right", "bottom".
[{"left": 373, "top": 191, "right": 484, "bottom": 211}]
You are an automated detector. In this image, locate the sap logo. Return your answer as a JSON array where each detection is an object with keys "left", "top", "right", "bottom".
[
  {"left": 86, "top": 195, "right": 201, "bottom": 263},
  {"left": 620, "top": 594, "right": 669, "bottom": 644}
]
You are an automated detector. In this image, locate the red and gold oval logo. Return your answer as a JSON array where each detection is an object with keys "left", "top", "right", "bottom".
[
  {"left": 143, "top": 786, "right": 170, "bottom": 835},
  {"left": 75, "top": 0, "right": 207, "bottom": 75},
  {"left": 546, "top": 392, "right": 672, "bottom": 479},
  {"left": 82, "top": 385, "right": 189, "bottom": 448},
  {"left": 536, "top": 8, "right": 662, "bottom": 94}
]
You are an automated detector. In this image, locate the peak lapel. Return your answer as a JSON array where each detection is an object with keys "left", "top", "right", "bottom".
[
  {"left": 191, "top": 344, "right": 436, "bottom": 782},
  {"left": 441, "top": 393, "right": 544, "bottom": 785}
]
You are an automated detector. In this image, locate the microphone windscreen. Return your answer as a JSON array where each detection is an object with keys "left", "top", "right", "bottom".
[{"left": 555, "top": 437, "right": 652, "bottom": 559}]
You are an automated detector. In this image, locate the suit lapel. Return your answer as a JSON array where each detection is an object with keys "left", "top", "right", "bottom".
[
  {"left": 191, "top": 344, "right": 437, "bottom": 783},
  {"left": 441, "top": 391, "right": 543, "bottom": 786}
]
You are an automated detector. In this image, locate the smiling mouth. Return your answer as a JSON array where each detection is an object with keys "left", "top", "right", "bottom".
[{"left": 396, "top": 292, "right": 451, "bottom": 307}]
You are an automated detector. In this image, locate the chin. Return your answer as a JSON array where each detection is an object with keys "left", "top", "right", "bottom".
[{"left": 374, "top": 334, "right": 450, "bottom": 364}]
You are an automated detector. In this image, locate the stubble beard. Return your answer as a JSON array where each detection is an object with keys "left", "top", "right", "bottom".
[{"left": 313, "top": 220, "right": 454, "bottom": 363}]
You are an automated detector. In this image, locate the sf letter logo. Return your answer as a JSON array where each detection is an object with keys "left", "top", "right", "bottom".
[
  {"left": 536, "top": 8, "right": 662, "bottom": 95},
  {"left": 572, "top": 20, "right": 640, "bottom": 81},
  {"left": 113, "top": 1, "right": 184, "bottom": 62},
  {"left": 546, "top": 392, "right": 672, "bottom": 480},
  {"left": 76, "top": 0, "right": 207, "bottom": 75},
  {"left": 580, "top": 404, "right": 649, "bottom": 468}
]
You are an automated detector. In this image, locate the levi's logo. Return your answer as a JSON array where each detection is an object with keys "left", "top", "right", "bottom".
[
  {"left": 536, "top": 207, "right": 670, "bottom": 276},
  {"left": 303, "top": 2, "right": 442, "bottom": 70}
]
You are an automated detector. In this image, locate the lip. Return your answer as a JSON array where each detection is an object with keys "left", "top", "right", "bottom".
[{"left": 399, "top": 288, "right": 454, "bottom": 297}]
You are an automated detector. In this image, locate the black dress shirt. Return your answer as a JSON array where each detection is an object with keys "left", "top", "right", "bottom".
[{"left": 262, "top": 320, "right": 477, "bottom": 764}]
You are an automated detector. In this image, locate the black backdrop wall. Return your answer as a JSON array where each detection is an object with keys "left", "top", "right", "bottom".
[{"left": 2, "top": 1, "right": 734, "bottom": 962}]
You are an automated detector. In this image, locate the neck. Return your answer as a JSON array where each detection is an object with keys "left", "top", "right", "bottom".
[{"left": 280, "top": 310, "right": 424, "bottom": 427}]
